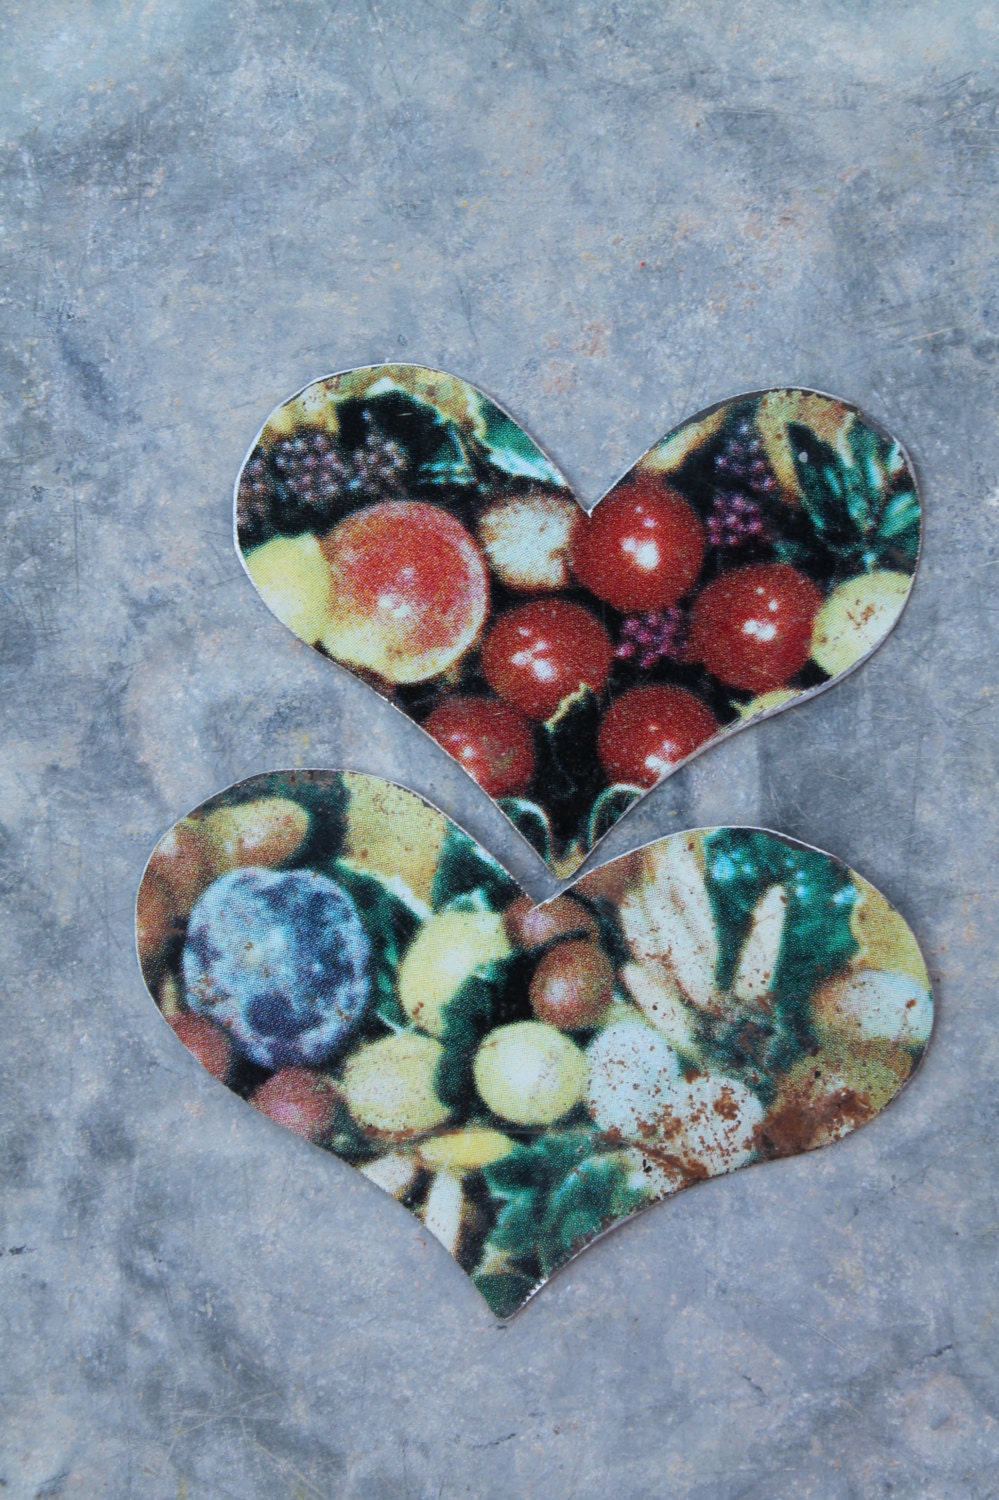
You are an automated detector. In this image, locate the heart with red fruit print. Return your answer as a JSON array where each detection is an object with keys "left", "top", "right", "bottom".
[
  {"left": 236, "top": 367, "right": 921, "bottom": 878},
  {"left": 138, "top": 771, "right": 932, "bottom": 1318}
]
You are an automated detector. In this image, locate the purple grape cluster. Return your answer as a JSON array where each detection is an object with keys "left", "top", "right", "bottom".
[
  {"left": 236, "top": 423, "right": 407, "bottom": 540},
  {"left": 614, "top": 608, "right": 688, "bottom": 670},
  {"left": 713, "top": 418, "right": 777, "bottom": 496},
  {"left": 706, "top": 492, "right": 768, "bottom": 549}
]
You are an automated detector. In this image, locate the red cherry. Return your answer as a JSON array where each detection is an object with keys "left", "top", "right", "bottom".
[
  {"left": 481, "top": 600, "right": 613, "bottom": 721},
  {"left": 423, "top": 695, "right": 536, "bottom": 798},
  {"left": 250, "top": 1067, "right": 337, "bottom": 1141},
  {"left": 168, "top": 1013, "right": 232, "bottom": 1082},
  {"left": 571, "top": 479, "right": 706, "bottom": 611},
  {"left": 689, "top": 562, "right": 823, "bottom": 693},
  {"left": 597, "top": 685, "right": 718, "bottom": 788}
]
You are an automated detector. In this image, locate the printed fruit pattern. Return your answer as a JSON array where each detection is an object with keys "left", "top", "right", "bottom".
[
  {"left": 237, "top": 369, "right": 921, "bottom": 876},
  {"left": 137, "top": 770, "right": 932, "bottom": 1318}
]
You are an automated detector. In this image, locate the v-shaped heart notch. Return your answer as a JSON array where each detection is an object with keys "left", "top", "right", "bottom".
[
  {"left": 137, "top": 771, "right": 932, "bottom": 1319},
  {"left": 236, "top": 367, "right": 921, "bottom": 878}
]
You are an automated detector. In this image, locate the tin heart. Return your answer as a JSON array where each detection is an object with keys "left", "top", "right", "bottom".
[
  {"left": 235, "top": 368, "right": 921, "bottom": 877},
  {"left": 137, "top": 770, "right": 932, "bottom": 1318}
]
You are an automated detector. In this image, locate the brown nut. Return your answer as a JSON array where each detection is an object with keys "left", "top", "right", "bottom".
[
  {"left": 504, "top": 893, "right": 599, "bottom": 951},
  {"left": 529, "top": 939, "right": 614, "bottom": 1030}
]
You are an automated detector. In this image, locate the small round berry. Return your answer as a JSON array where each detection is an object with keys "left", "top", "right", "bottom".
[
  {"left": 503, "top": 893, "right": 598, "bottom": 950},
  {"left": 250, "top": 1067, "right": 337, "bottom": 1140},
  {"left": 182, "top": 868, "right": 370, "bottom": 1069},
  {"left": 418, "top": 1127, "right": 515, "bottom": 1173},
  {"left": 689, "top": 562, "right": 822, "bottom": 693},
  {"left": 529, "top": 940, "right": 614, "bottom": 1030},
  {"left": 146, "top": 818, "right": 208, "bottom": 918},
  {"left": 597, "top": 685, "right": 718, "bottom": 788},
  {"left": 423, "top": 695, "right": 535, "bottom": 799},
  {"left": 136, "top": 872, "right": 175, "bottom": 964},
  {"left": 473, "top": 1021, "right": 588, "bottom": 1126},
  {"left": 318, "top": 501, "right": 489, "bottom": 684},
  {"left": 481, "top": 599, "right": 613, "bottom": 721},
  {"left": 571, "top": 479, "right": 706, "bottom": 611},
  {"left": 168, "top": 1012, "right": 233, "bottom": 1082}
]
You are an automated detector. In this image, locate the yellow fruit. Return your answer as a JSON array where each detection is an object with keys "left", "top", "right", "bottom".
[
  {"left": 473, "top": 1021, "right": 588, "bottom": 1126},
  {"left": 850, "top": 877, "right": 929, "bottom": 983},
  {"left": 199, "top": 797, "right": 310, "bottom": 876},
  {"left": 244, "top": 532, "right": 334, "bottom": 643},
  {"left": 397, "top": 910, "right": 510, "bottom": 1036},
  {"left": 342, "top": 1033, "right": 451, "bottom": 1137},
  {"left": 418, "top": 1127, "right": 514, "bottom": 1173},
  {"left": 341, "top": 774, "right": 447, "bottom": 906},
  {"left": 810, "top": 571, "right": 911, "bottom": 677}
]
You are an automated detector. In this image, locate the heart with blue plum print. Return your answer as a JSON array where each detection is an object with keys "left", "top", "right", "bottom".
[
  {"left": 137, "top": 771, "right": 932, "bottom": 1318},
  {"left": 236, "top": 367, "right": 921, "bottom": 877}
]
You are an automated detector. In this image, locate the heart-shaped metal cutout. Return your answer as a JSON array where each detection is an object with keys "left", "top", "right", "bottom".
[
  {"left": 236, "top": 368, "right": 921, "bottom": 877},
  {"left": 137, "top": 770, "right": 932, "bottom": 1317}
]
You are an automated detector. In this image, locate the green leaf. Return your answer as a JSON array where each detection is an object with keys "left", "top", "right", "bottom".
[
  {"left": 701, "top": 829, "right": 858, "bottom": 1044},
  {"left": 497, "top": 797, "right": 553, "bottom": 863},
  {"left": 786, "top": 419, "right": 921, "bottom": 574},
  {"left": 878, "top": 489, "right": 920, "bottom": 539},
  {"left": 434, "top": 965, "right": 507, "bottom": 1110},
  {"left": 587, "top": 785, "right": 643, "bottom": 850},
  {"left": 324, "top": 860, "right": 419, "bottom": 1031},
  {"left": 478, "top": 398, "right": 566, "bottom": 485},
  {"left": 430, "top": 823, "right": 520, "bottom": 915},
  {"left": 472, "top": 1269, "right": 539, "bottom": 1319},
  {"left": 536, "top": 685, "right": 603, "bottom": 805},
  {"left": 480, "top": 1129, "right": 644, "bottom": 1278},
  {"left": 540, "top": 1153, "right": 646, "bottom": 1275}
]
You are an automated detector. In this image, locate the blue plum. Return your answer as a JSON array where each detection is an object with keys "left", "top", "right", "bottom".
[{"left": 182, "top": 867, "right": 370, "bottom": 1068}]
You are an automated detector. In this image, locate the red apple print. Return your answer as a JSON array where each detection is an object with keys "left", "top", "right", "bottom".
[
  {"left": 319, "top": 501, "right": 489, "bottom": 684},
  {"left": 424, "top": 695, "right": 536, "bottom": 798},
  {"left": 481, "top": 599, "right": 613, "bottom": 721},
  {"left": 570, "top": 479, "right": 706, "bottom": 611},
  {"left": 689, "top": 562, "right": 822, "bottom": 693},
  {"left": 597, "top": 684, "right": 718, "bottom": 787}
]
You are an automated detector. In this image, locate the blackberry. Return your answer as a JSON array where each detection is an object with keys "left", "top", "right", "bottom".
[
  {"left": 713, "top": 418, "right": 777, "bottom": 497},
  {"left": 236, "top": 419, "right": 408, "bottom": 542}
]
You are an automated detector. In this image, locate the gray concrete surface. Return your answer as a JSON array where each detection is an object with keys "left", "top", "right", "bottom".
[{"left": 2, "top": 2, "right": 998, "bottom": 1495}]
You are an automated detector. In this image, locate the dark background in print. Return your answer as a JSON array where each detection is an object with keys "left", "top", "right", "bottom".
[{"left": 1, "top": 4, "right": 995, "bottom": 1496}]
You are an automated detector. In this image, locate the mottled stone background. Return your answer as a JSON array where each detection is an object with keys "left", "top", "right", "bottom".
[{"left": 2, "top": 2, "right": 998, "bottom": 1496}]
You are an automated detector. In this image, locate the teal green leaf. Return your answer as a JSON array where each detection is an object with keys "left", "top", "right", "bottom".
[
  {"left": 702, "top": 830, "right": 858, "bottom": 1038},
  {"left": 497, "top": 797, "right": 553, "bottom": 863},
  {"left": 587, "top": 785, "right": 642, "bottom": 850},
  {"left": 430, "top": 823, "right": 520, "bottom": 915},
  {"left": 324, "top": 860, "right": 419, "bottom": 1031},
  {"left": 478, "top": 398, "right": 566, "bottom": 485},
  {"left": 472, "top": 1269, "right": 539, "bottom": 1319}
]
